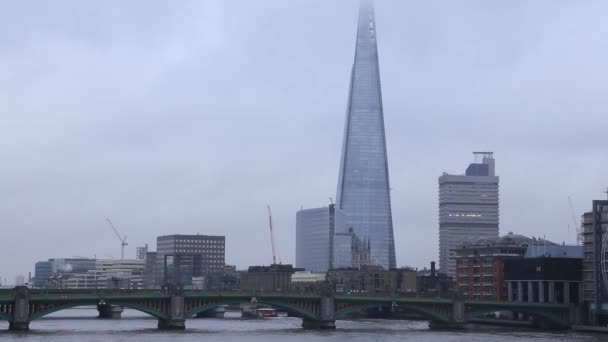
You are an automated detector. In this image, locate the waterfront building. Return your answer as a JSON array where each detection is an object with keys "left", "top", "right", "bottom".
[
  {"left": 335, "top": 0, "right": 396, "bottom": 269},
  {"left": 33, "top": 258, "right": 97, "bottom": 288},
  {"left": 290, "top": 271, "right": 327, "bottom": 292},
  {"left": 504, "top": 251, "right": 583, "bottom": 304},
  {"left": 46, "top": 259, "right": 144, "bottom": 289},
  {"left": 580, "top": 198, "right": 608, "bottom": 324},
  {"left": 328, "top": 266, "right": 416, "bottom": 295},
  {"left": 455, "top": 233, "right": 555, "bottom": 301},
  {"left": 416, "top": 261, "right": 454, "bottom": 297},
  {"left": 439, "top": 152, "right": 499, "bottom": 277},
  {"left": 296, "top": 204, "right": 346, "bottom": 272},
  {"left": 239, "top": 264, "right": 304, "bottom": 292},
  {"left": 142, "top": 251, "right": 157, "bottom": 289},
  {"left": 155, "top": 234, "right": 225, "bottom": 286}
]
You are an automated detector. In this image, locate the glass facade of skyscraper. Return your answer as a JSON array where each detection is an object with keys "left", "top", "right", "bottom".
[{"left": 336, "top": 1, "right": 396, "bottom": 269}]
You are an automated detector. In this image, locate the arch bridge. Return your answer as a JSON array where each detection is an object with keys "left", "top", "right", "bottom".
[{"left": 0, "top": 286, "right": 575, "bottom": 331}]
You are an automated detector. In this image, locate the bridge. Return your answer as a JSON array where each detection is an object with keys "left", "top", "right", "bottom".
[{"left": 0, "top": 286, "right": 579, "bottom": 331}]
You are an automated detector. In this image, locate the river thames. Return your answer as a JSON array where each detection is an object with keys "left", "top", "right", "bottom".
[{"left": 0, "top": 309, "right": 604, "bottom": 341}]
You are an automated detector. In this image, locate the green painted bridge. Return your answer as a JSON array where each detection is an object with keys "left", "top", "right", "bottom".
[{"left": 0, "top": 286, "right": 577, "bottom": 331}]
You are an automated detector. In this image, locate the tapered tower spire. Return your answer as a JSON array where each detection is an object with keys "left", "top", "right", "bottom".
[{"left": 336, "top": 0, "right": 396, "bottom": 269}]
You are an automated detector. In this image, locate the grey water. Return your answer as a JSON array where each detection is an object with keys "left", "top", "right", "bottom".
[{"left": 0, "top": 308, "right": 604, "bottom": 341}]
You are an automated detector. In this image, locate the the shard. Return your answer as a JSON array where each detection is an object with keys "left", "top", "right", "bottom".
[{"left": 336, "top": 0, "right": 396, "bottom": 269}]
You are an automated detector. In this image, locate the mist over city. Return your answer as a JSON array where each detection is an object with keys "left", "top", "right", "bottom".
[{"left": 1, "top": 0, "right": 607, "bottom": 339}]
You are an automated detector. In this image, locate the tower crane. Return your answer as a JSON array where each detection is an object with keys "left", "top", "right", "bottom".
[
  {"left": 106, "top": 218, "right": 128, "bottom": 259},
  {"left": 267, "top": 206, "right": 281, "bottom": 265},
  {"left": 568, "top": 196, "right": 582, "bottom": 246}
]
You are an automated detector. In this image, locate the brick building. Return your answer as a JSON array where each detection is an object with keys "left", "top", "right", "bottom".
[{"left": 455, "top": 232, "right": 555, "bottom": 300}]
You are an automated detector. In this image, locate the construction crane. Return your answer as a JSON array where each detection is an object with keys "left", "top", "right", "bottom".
[
  {"left": 267, "top": 206, "right": 281, "bottom": 265},
  {"left": 568, "top": 196, "right": 582, "bottom": 246},
  {"left": 105, "top": 218, "right": 128, "bottom": 259}
]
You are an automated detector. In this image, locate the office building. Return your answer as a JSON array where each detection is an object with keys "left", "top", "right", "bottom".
[
  {"left": 328, "top": 266, "right": 416, "bottom": 295},
  {"left": 239, "top": 264, "right": 304, "bottom": 292},
  {"left": 296, "top": 204, "right": 346, "bottom": 272},
  {"left": 580, "top": 198, "right": 608, "bottom": 324},
  {"left": 143, "top": 251, "right": 157, "bottom": 289},
  {"left": 335, "top": 0, "right": 396, "bottom": 269},
  {"left": 155, "top": 234, "right": 225, "bottom": 286},
  {"left": 45, "top": 259, "right": 144, "bottom": 289},
  {"left": 504, "top": 252, "right": 582, "bottom": 304},
  {"left": 439, "top": 152, "right": 499, "bottom": 277},
  {"left": 455, "top": 233, "right": 556, "bottom": 301},
  {"left": 33, "top": 258, "right": 97, "bottom": 288},
  {"left": 136, "top": 244, "right": 148, "bottom": 260}
]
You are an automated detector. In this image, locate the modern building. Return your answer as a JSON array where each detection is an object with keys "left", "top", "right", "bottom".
[
  {"left": 136, "top": 244, "right": 149, "bottom": 260},
  {"left": 335, "top": 0, "right": 396, "bottom": 270},
  {"left": 33, "top": 258, "right": 97, "bottom": 288},
  {"left": 45, "top": 259, "right": 144, "bottom": 289},
  {"left": 455, "top": 233, "right": 554, "bottom": 301},
  {"left": 504, "top": 254, "right": 582, "bottom": 304},
  {"left": 155, "top": 234, "right": 225, "bottom": 286},
  {"left": 439, "top": 152, "right": 499, "bottom": 277},
  {"left": 580, "top": 198, "right": 608, "bottom": 324},
  {"left": 239, "top": 264, "right": 304, "bottom": 292},
  {"left": 328, "top": 266, "right": 416, "bottom": 295},
  {"left": 143, "top": 251, "right": 157, "bottom": 289},
  {"left": 296, "top": 204, "right": 346, "bottom": 272}
]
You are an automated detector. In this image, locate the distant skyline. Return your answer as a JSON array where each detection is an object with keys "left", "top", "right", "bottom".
[{"left": 1, "top": 0, "right": 608, "bottom": 280}]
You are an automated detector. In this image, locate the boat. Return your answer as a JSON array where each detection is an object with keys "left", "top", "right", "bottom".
[
  {"left": 241, "top": 307, "right": 278, "bottom": 318},
  {"left": 256, "top": 308, "right": 278, "bottom": 318}
]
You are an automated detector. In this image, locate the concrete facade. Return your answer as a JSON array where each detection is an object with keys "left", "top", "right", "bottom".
[
  {"left": 155, "top": 234, "right": 225, "bottom": 286},
  {"left": 438, "top": 152, "right": 499, "bottom": 277}
]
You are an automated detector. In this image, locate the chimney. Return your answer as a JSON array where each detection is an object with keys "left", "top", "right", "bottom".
[{"left": 430, "top": 261, "right": 436, "bottom": 277}]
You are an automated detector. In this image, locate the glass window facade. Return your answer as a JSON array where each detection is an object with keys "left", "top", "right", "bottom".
[
  {"left": 336, "top": 1, "right": 396, "bottom": 269},
  {"left": 296, "top": 205, "right": 346, "bottom": 272}
]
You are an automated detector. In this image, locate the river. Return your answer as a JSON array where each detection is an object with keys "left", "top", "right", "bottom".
[{"left": 0, "top": 308, "right": 604, "bottom": 341}]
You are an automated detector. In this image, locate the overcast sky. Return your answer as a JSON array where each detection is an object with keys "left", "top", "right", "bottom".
[{"left": 1, "top": 0, "right": 607, "bottom": 283}]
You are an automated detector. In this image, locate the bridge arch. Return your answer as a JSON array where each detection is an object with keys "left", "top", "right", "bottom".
[
  {"left": 29, "top": 301, "right": 169, "bottom": 321},
  {"left": 185, "top": 299, "right": 320, "bottom": 320},
  {"left": 334, "top": 302, "right": 451, "bottom": 323},
  {"left": 465, "top": 307, "right": 570, "bottom": 329}
]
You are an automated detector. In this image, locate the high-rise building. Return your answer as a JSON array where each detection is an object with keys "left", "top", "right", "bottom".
[
  {"left": 335, "top": 0, "right": 396, "bottom": 269},
  {"left": 143, "top": 251, "right": 157, "bottom": 289},
  {"left": 155, "top": 234, "right": 225, "bottom": 286},
  {"left": 580, "top": 197, "right": 608, "bottom": 324},
  {"left": 439, "top": 152, "right": 499, "bottom": 277},
  {"left": 296, "top": 204, "right": 346, "bottom": 272}
]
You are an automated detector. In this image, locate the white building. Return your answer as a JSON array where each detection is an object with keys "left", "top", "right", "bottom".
[
  {"left": 48, "top": 259, "right": 144, "bottom": 289},
  {"left": 438, "top": 152, "right": 499, "bottom": 277}
]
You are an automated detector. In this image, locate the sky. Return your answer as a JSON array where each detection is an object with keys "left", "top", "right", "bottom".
[{"left": 1, "top": 0, "right": 607, "bottom": 283}]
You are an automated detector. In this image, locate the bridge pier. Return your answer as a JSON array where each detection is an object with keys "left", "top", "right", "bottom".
[
  {"left": 158, "top": 292, "right": 185, "bottom": 330},
  {"left": 9, "top": 286, "right": 30, "bottom": 331},
  {"left": 301, "top": 288, "right": 335, "bottom": 330},
  {"left": 97, "top": 304, "right": 123, "bottom": 319},
  {"left": 429, "top": 297, "right": 465, "bottom": 330}
]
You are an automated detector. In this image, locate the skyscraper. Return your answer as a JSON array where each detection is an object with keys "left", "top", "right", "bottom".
[
  {"left": 336, "top": 1, "right": 396, "bottom": 269},
  {"left": 296, "top": 204, "right": 346, "bottom": 272},
  {"left": 438, "top": 152, "right": 500, "bottom": 277}
]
